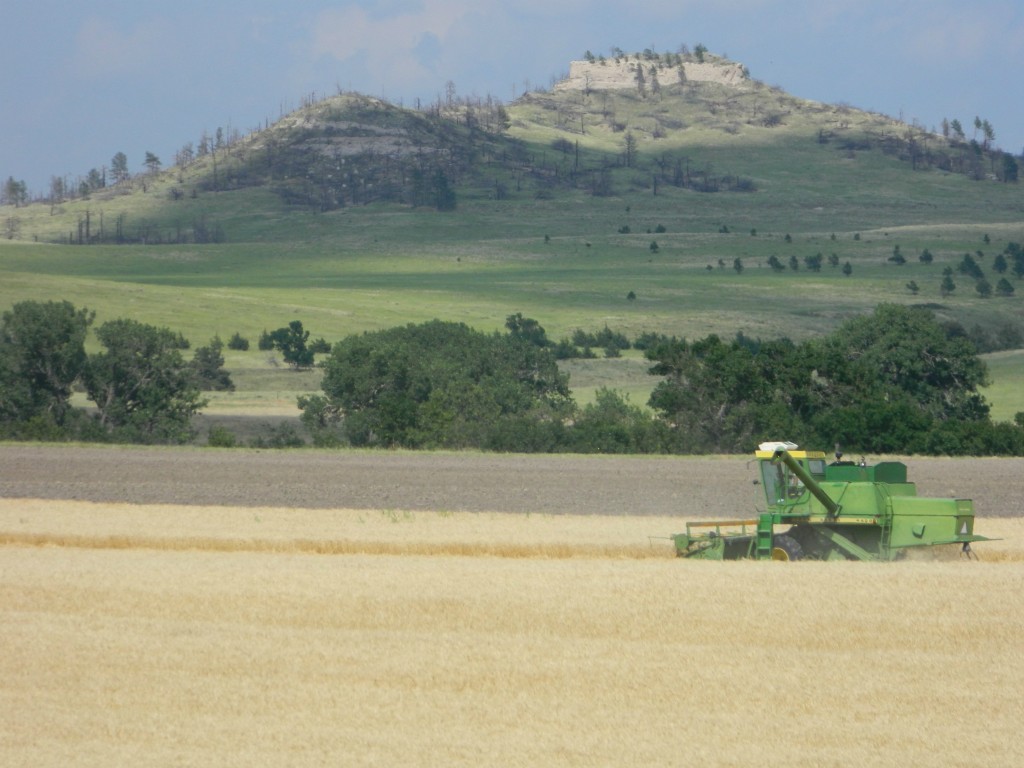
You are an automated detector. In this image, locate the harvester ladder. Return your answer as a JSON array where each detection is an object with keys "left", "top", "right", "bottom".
[
  {"left": 755, "top": 514, "right": 774, "bottom": 560},
  {"left": 879, "top": 498, "right": 893, "bottom": 553}
]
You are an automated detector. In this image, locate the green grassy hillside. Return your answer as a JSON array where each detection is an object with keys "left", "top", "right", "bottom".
[{"left": 2, "top": 51, "right": 1023, "bottom": 427}]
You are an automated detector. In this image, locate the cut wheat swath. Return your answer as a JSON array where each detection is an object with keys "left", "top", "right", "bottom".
[{"left": 1, "top": 497, "right": 1020, "bottom": 560}]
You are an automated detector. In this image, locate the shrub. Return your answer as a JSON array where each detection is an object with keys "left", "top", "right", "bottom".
[
  {"left": 227, "top": 332, "right": 249, "bottom": 351},
  {"left": 207, "top": 425, "right": 237, "bottom": 447},
  {"left": 191, "top": 336, "right": 234, "bottom": 391},
  {"left": 552, "top": 339, "right": 581, "bottom": 359},
  {"left": 571, "top": 325, "right": 630, "bottom": 352},
  {"left": 633, "top": 331, "right": 677, "bottom": 351},
  {"left": 249, "top": 422, "right": 306, "bottom": 448}
]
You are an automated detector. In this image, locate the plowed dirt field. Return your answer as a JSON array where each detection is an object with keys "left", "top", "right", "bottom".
[{"left": 1, "top": 445, "right": 1022, "bottom": 517}]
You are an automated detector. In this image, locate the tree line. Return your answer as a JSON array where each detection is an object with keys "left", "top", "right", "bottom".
[
  {"left": 295, "top": 308, "right": 1024, "bottom": 455},
  {"left": 4, "top": 300, "right": 1024, "bottom": 455}
]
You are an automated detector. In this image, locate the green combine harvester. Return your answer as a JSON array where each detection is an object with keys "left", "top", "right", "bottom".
[{"left": 673, "top": 442, "right": 993, "bottom": 561}]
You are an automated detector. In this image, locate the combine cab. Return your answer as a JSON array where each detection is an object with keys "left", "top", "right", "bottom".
[{"left": 673, "top": 442, "right": 993, "bottom": 561}]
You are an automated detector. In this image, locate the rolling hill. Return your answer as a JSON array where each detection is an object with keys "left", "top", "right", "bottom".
[{"left": 7, "top": 51, "right": 1022, "bottom": 238}]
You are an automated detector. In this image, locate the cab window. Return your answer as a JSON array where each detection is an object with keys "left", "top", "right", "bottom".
[{"left": 761, "top": 460, "right": 805, "bottom": 502}]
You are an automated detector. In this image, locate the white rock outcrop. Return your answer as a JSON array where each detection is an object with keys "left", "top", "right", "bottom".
[{"left": 554, "top": 57, "right": 748, "bottom": 92}]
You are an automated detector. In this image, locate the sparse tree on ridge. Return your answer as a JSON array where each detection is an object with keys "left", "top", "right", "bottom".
[
  {"left": 49, "top": 176, "right": 65, "bottom": 205},
  {"left": 175, "top": 142, "right": 195, "bottom": 168},
  {"left": 634, "top": 64, "right": 646, "bottom": 95},
  {"left": 981, "top": 119, "right": 995, "bottom": 149},
  {"left": 111, "top": 152, "right": 129, "bottom": 184},
  {"left": 3, "top": 177, "right": 28, "bottom": 207}
]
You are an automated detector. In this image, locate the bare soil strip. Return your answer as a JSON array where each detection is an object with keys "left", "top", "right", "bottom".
[{"left": 2, "top": 445, "right": 1022, "bottom": 517}]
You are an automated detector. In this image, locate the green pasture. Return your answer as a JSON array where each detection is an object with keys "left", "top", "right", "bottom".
[
  {"left": 2, "top": 215, "right": 1018, "bottom": 345},
  {"left": 980, "top": 350, "right": 1024, "bottom": 423}
]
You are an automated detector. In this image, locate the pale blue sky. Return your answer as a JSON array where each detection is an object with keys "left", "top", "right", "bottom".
[{"left": 3, "top": 0, "right": 1022, "bottom": 194}]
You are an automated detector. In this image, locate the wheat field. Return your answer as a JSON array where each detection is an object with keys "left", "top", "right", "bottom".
[{"left": 2, "top": 498, "right": 1022, "bottom": 767}]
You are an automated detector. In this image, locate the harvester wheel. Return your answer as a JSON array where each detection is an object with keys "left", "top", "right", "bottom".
[{"left": 771, "top": 534, "right": 804, "bottom": 562}]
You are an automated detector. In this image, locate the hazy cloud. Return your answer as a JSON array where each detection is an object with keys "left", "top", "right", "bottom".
[
  {"left": 904, "top": 10, "right": 1024, "bottom": 66},
  {"left": 310, "top": 2, "right": 463, "bottom": 58},
  {"left": 413, "top": 32, "right": 443, "bottom": 71},
  {"left": 71, "top": 16, "right": 172, "bottom": 79}
]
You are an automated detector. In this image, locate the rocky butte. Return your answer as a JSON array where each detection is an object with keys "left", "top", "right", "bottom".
[{"left": 554, "top": 55, "right": 749, "bottom": 93}]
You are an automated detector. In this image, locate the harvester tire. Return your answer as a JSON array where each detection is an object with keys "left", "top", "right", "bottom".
[{"left": 771, "top": 534, "right": 804, "bottom": 562}]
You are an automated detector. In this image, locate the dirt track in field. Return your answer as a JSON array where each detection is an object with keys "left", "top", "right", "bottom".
[{"left": 1, "top": 445, "right": 1021, "bottom": 517}]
